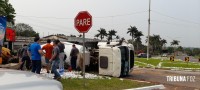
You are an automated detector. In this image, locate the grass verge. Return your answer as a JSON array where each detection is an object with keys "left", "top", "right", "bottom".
[
  {"left": 135, "top": 58, "right": 200, "bottom": 69},
  {"left": 162, "top": 62, "right": 200, "bottom": 68},
  {"left": 61, "top": 78, "right": 153, "bottom": 90},
  {"left": 135, "top": 58, "right": 161, "bottom": 66},
  {"left": 134, "top": 61, "right": 148, "bottom": 67}
]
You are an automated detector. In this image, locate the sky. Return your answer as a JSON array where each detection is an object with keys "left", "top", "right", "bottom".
[{"left": 9, "top": 0, "right": 200, "bottom": 47}]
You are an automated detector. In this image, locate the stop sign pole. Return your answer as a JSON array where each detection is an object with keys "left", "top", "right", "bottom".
[{"left": 74, "top": 11, "right": 92, "bottom": 86}]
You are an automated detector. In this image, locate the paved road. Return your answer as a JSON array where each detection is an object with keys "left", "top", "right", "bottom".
[
  {"left": 128, "top": 68, "right": 200, "bottom": 90},
  {"left": 176, "top": 55, "right": 200, "bottom": 62}
]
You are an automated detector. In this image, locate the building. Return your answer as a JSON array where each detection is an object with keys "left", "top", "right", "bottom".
[{"left": 12, "top": 34, "right": 101, "bottom": 51}]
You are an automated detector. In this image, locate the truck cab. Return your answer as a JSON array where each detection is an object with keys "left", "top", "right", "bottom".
[{"left": 98, "top": 42, "right": 134, "bottom": 77}]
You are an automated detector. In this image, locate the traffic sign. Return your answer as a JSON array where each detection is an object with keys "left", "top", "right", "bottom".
[
  {"left": 185, "top": 57, "right": 189, "bottom": 62},
  {"left": 74, "top": 11, "right": 92, "bottom": 87},
  {"left": 170, "top": 56, "right": 174, "bottom": 61},
  {"left": 74, "top": 11, "right": 92, "bottom": 33}
]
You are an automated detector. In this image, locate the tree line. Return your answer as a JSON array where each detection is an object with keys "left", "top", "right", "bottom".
[{"left": 94, "top": 26, "right": 200, "bottom": 57}]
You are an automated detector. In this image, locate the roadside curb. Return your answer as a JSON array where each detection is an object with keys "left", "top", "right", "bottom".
[
  {"left": 135, "top": 65, "right": 200, "bottom": 72},
  {"left": 124, "top": 84, "right": 165, "bottom": 90}
]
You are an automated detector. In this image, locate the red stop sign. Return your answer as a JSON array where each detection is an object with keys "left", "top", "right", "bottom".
[{"left": 74, "top": 11, "right": 92, "bottom": 33}]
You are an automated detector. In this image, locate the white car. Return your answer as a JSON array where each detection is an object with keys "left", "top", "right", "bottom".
[{"left": 0, "top": 69, "right": 63, "bottom": 90}]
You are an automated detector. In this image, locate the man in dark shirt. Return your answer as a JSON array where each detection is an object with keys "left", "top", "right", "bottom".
[
  {"left": 70, "top": 44, "right": 79, "bottom": 70},
  {"left": 50, "top": 40, "right": 61, "bottom": 80},
  {"left": 19, "top": 44, "right": 31, "bottom": 70},
  {"left": 57, "top": 40, "right": 65, "bottom": 74}
]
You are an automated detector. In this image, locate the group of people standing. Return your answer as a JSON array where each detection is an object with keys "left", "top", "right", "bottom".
[{"left": 18, "top": 37, "right": 79, "bottom": 80}]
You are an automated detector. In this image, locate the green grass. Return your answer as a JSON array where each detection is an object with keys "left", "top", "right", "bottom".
[
  {"left": 61, "top": 78, "right": 153, "bottom": 90},
  {"left": 134, "top": 61, "right": 148, "bottom": 67},
  {"left": 135, "top": 58, "right": 161, "bottom": 66},
  {"left": 135, "top": 58, "right": 200, "bottom": 69},
  {"left": 162, "top": 62, "right": 200, "bottom": 68}
]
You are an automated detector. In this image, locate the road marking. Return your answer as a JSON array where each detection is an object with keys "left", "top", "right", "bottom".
[{"left": 124, "top": 84, "right": 165, "bottom": 90}]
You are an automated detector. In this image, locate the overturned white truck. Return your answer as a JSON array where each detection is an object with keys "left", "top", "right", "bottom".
[
  {"left": 42, "top": 41, "right": 134, "bottom": 77},
  {"left": 97, "top": 42, "right": 134, "bottom": 77}
]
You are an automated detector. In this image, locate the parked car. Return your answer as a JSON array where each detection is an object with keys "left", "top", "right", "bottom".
[
  {"left": 137, "top": 53, "right": 151, "bottom": 58},
  {"left": 0, "top": 69, "right": 63, "bottom": 90},
  {"left": 161, "top": 53, "right": 168, "bottom": 57}
]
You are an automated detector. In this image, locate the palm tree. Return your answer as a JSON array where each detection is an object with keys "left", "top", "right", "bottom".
[
  {"left": 171, "top": 40, "right": 180, "bottom": 56},
  {"left": 146, "top": 35, "right": 162, "bottom": 54},
  {"left": 127, "top": 26, "right": 143, "bottom": 50},
  {"left": 95, "top": 28, "right": 107, "bottom": 40},
  {"left": 160, "top": 39, "right": 167, "bottom": 49},
  {"left": 116, "top": 35, "right": 120, "bottom": 41},
  {"left": 171, "top": 40, "right": 180, "bottom": 46},
  {"left": 127, "top": 26, "right": 138, "bottom": 44},
  {"left": 134, "top": 31, "right": 143, "bottom": 50},
  {"left": 107, "top": 29, "right": 117, "bottom": 42},
  {"left": 135, "top": 37, "right": 142, "bottom": 50}
]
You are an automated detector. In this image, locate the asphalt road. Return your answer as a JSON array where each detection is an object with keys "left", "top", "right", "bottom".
[
  {"left": 176, "top": 55, "right": 200, "bottom": 62},
  {"left": 128, "top": 68, "right": 200, "bottom": 90}
]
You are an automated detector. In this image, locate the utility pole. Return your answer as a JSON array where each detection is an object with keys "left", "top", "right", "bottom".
[{"left": 147, "top": 0, "right": 151, "bottom": 60}]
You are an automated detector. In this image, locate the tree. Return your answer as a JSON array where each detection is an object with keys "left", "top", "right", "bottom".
[
  {"left": 167, "top": 47, "right": 174, "bottom": 54},
  {"left": 14, "top": 23, "right": 39, "bottom": 37},
  {"left": 146, "top": 35, "right": 167, "bottom": 55},
  {"left": 177, "top": 46, "right": 184, "bottom": 52},
  {"left": 160, "top": 39, "right": 167, "bottom": 48},
  {"left": 70, "top": 34, "right": 76, "bottom": 37},
  {"left": 127, "top": 26, "right": 138, "bottom": 44},
  {"left": 95, "top": 28, "right": 107, "bottom": 40},
  {"left": 107, "top": 29, "right": 117, "bottom": 42},
  {"left": 0, "top": 0, "right": 16, "bottom": 24},
  {"left": 161, "top": 39, "right": 167, "bottom": 48},
  {"left": 193, "top": 48, "right": 200, "bottom": 56},
  {"left": 171, "top": 40, "right": 180, "bottom": 56},
  {"left": 134, "top": 31, "right": 143, "bottom": 50},
  {"left": 147, "top": 35, "right": 161, "bottom": 54},
  {"left": 127, "top": 26, "right": 143, "bottom": 50},
  {"left": 116, "top": 35, "right": 120, "bottom": 41},
  {"left": 94, "top": 34, "right": 99, "bottom": 39},
  {"left": 171, "top": 40, "right": 180, "bottom": 47},
  {"left": 134, "top": 37, "right": 142, "bottom": 50},
  {"left": 184, "top": 48, "right": 193, "bottom": 56}
]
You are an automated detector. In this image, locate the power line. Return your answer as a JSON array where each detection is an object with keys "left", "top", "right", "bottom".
[
  {"left": 16, "top": 19, "right": 95, "bottom": 37},
  {"left": 16, "top": 11, "right": 148, "bottom": 19},
  {"left": 16, "top": 15, "right": 73, "bottom": 20},
  {"left": 95, "top": 11, "right": 148, "bottom": 18},
  {"left": 151, "top": 20, "right": 200, "bottom": 28},
  {"left": 152, "top": 10, "right": 200, "bottom": 25}
]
